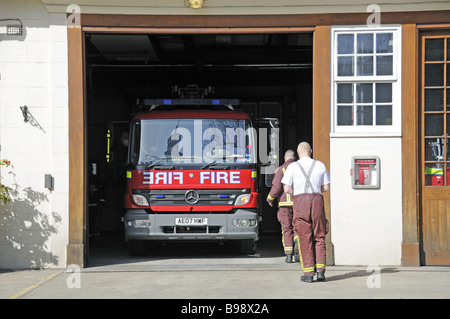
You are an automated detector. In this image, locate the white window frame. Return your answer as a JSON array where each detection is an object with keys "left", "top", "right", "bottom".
[{"left": 330, "top": 25, "right": 402, "bottom": 136}]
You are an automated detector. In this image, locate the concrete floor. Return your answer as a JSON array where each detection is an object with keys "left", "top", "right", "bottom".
[{"left": 1, "top": 234, "right": 450, "bottom": 301}]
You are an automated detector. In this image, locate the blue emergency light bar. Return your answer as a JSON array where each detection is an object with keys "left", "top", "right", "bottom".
[{"left": 141, "top": 98, "right": 240, "bottom": 107}]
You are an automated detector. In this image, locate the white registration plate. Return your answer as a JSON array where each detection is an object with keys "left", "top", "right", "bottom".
[{"left": 175, "top": 217, "right": 207, "bottom": 226}]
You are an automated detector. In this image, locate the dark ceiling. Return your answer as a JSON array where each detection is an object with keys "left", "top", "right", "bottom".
[
  {"left": 85, "top": 32, "right": 313, "bottom": 99},
  {"left": 85, "top": 33, "right": 313, "bottom": 65}
]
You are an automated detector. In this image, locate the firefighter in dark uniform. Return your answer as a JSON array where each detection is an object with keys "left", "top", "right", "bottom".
[{"left": 266, "top": 150, "right": 299, "bottom": 263}]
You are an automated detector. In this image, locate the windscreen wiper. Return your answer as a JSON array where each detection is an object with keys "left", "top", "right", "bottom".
[
  {"left": 201, "top": 161, "right": 230, "bottom": 170},
  {"left": 145, "top": 159, "right": 176, "bottom": 170},
  {"left": 145, "top": 160, "right": 164, "bottom": 170},
  {"left": 152, "top": 165, "right": 175, "bottom": 170}
]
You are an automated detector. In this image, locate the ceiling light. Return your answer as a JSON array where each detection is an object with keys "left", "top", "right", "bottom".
[{"left": 187, "top": 0, "right": 204, "bottom": 9}]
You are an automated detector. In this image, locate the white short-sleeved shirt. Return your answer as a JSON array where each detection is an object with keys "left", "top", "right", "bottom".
[{"left": 281, "top": 157, "right": 331, "bottom": 195}]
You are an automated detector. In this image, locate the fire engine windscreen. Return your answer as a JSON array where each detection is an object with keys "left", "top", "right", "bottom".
[{"left": 129, "top": 118, "right": 257, "bottom": 166}]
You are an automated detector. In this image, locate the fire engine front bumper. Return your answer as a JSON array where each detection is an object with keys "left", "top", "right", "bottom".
[{"left": 124, "top": 209, "right": 259, "bottom": 241}]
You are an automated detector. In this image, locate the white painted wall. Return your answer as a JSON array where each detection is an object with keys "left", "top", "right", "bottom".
[
  {"left": 0, "top": 0, "right": 68, "bottom": 269},
  {"left": 330, "top": 137, "right": 403, "bottom": 265}
]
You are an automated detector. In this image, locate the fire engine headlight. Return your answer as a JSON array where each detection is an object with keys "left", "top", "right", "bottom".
[
  {"left": 234, "top": 194, "right": 251, "bottom": 206},
  {"left": 232, "top": 219, "right": 257, "bottom": 227},
  {"left": 132, "top": 194, "right": 149, "bottom": 206}
]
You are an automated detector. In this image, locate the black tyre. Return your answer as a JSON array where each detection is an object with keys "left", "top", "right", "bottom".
[
  {"left": 239, "top": 239, "right": 257, "bottom": 255},
  {"left": 128, "top": 240, "right": 147, "bottom": 256}
]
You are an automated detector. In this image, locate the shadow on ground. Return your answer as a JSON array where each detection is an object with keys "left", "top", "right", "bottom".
[{"left": 87, "top": 232, "right": 285, "bottom": 268}]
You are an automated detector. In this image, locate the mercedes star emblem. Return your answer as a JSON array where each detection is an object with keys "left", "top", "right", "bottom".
[{"left": 185, "top": 190, "right": 199, "bottom": 205}]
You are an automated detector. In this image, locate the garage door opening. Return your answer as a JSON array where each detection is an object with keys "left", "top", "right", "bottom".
[{"left": 85, "top": 31, "right": 313, "bottom": 263}]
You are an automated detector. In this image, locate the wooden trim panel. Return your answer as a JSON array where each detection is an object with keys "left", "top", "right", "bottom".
[
  {"left": 79, "top": 11, "right": 450, "bottom": 28},
  {"left": 312, "top": 25, "right": 333, "bottom": 265},
  {"left": 401, "top": 24, "right": 420, "bottom": 266},
  {"left": 67, "top": 25, "right": 86, "bottom": 267},
  {"left": 82, "top": 26, "right": 315, "bottom": 34}
]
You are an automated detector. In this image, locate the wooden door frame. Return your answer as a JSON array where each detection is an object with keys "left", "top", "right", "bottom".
[
  {"left": 66, "top": 12, "right": 450, "bottom": 268},
  {"left": 400, "top": 24, "right": 450, "bottom": 266},
  {"left": 417, "top": 27, "right": 450, "bottom": 265},
  {"left": 67, "top": 25, "right": 86, "bottom": 267},
  {"left": 401, "top": 24, "right": 420, "bottom": 266},
  {"left": 66, "top": 15, "right": 320, "bottom": 268}
]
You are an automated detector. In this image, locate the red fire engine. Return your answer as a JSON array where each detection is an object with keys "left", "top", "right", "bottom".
[{"left": 112, "top": 86, "right": 278, "bottom": 256}]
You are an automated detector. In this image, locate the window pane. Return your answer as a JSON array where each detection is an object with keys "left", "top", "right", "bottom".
[
  {"left": 447, "top": 114, "right": 450, "bottom": 136},
  {"left": 338, "top": 57, "right": 354, "bottom": 76},
  {"left": 425, "top": 64, "right": 444, "bottom": 86},
  {"left": 357, "top": 56, "right": 373, "bottom": 76},
  {"left": 448, "top": 141, "right": 450, "bottom": 161},
  {"left": 424, "top": 89, "right": 444, "bottom": 111},
  {"left": 448, "top": 38, "right": 450, "bottom": 61},
  {"left": 447, "top": 64, "right": 450, "bottom": 86},
  {"left": 356, "top": 83, "right": 373, "bottom": 103},
  {"left": 376, "top": 105, "right": 392, "bottom": 125},
  {"left": 356, "top": 105, "right": 373, "bottom": 125},
  {"left": 447, "top": 89, "right": 450, "bottom": 111},
  {"left": 425, "top": 163, "right": 445, "bottom": 186},
  {"left": 376, "top": 33, "right": 393, "bottom": 53},
  {"left": 425, "top": 38, "right": 444, "bottom": 61},
  {"left": 337, "top": 83, "right": 353, "bottom": 103},
  {"left": 425, "top": 114, "right": 444, "bottom": 136},
  {"left": 338, "top": 34, "right": 354, "bottom": 54},
  {"left": 337, "top": 105, "right": 353, "bottom": 125},
  {"left": 376, "top": 55, "right": 393, "bottom": 75},
  {"left": 425, "top": 138, "right": 445, "bottom": 161},
  {"left": 375, "top": 83, "right": 392, "bottom": 103},
  {"left": 357, "top": 33, "right": 373, "bottom": 54},
  {"left": 447, "top": 164, "right": 450, "bottom": 186}
]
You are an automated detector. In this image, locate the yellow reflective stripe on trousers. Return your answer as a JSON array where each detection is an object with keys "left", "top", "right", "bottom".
[
  {"left": 316, "top": 263, "right": 326, "bottom": 269},
  {"left": 281, "top": 228, "right": 293, "bottom": 252},
  {"left": 296, "top": 236, "right": 317, "bottom": 273},
  {"left": 296, "top": 236, "right": 306, "bottom": 272}
]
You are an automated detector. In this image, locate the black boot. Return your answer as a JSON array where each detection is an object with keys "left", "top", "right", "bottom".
[
  {"left": 285, "top": 254, "right": 293, "bottom": 263},
  {"left": 316, "top": 270, "right": 326, "bottom": 282},
  {"left": 300, "top": 275, "right": 314, "bottom": 283}
]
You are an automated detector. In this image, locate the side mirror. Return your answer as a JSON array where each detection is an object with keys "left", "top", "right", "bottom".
[{"left": 265, "top": 172, "right": 273, "bottom": 188}]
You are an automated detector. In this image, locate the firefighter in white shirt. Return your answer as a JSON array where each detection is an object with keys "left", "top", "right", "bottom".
[{"left": 281, "top": 142, "right": 330, "bottom": 283}]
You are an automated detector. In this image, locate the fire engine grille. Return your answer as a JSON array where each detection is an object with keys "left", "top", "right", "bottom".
[
  {"left": 162, "top": 226, "right": 221, "bottom": 234},
  {"left": 134, "top": 189, "right": 250, "bottom": 206}
]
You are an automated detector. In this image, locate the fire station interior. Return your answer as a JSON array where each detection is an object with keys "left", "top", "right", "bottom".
[{"left": 85, "top": 32, "right": 313, "bottom": 261}]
